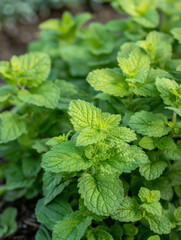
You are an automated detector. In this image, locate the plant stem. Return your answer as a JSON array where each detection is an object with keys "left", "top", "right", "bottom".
[{"left": 172, "top": 112, "right": 177, "bottom": 125}]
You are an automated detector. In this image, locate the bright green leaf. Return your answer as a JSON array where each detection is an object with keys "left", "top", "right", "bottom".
[
  {"left": 145, "top": 213, "right": 173, "bottom": 234},
  {"left": 52, "top": 212, "right": 92, "bottom": 240},
  {"left": 87, "top": 68, "right": 129, "bottom": 97},
  {"left": 41, "top": 142, "right": 91, "bottom": 173},
  {"left": 0, "top": 112, "right": 27, "bottom": 143},
  {"left": 139, "top": 136, "right": 155, "bottom": 150},
  {"left": 147, "top": 236, "right": 160, "bottom": 240},
  {"left": 129, "top": 111, "right": 171, "bottom": 137},
  {"left": 18, "top": 82, "right": 60, "bottom": 109},
  {"left": 156, "top": 78, "right": 181, "bottom": 108},
  {"left": 0, "top": 85, "right": 18, "bottom": 103},
  {"left": 78, "top": 172, "right": 123, "bottom": 216},
  {"left": 138, "top": 187, "right": 160, "bottom": 203},
  {"left": 69, "top": 100, "right": 102, "bottom": 132},
  {"left": 0, "top": 52, "right": 51, "bottom": 88},
  {"left": 118, "top": 48, "right": 150, "bottom": 83},
  {"left": 139, "top": 160, "right": 167, "bottom": 180},
  {"left": 171, "top": 28, "right": 181, "bottom": 43},
  {"left": 112, "top": 196, "right": 142, "bottom": 222}
]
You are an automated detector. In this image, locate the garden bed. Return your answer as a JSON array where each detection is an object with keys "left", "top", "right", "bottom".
[{"left": 0, "top": 0, "right": 181, "bottom": 239}]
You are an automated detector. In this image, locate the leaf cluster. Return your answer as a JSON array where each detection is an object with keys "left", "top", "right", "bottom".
[{"left": 0, "top": 0, "right": 181, "bottom": 239}]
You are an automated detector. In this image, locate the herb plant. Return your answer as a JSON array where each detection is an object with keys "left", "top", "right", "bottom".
[
  {"left": 0, "top": 51, "right": 89, "bottom": 202},
  {"left": 29, "top": 11, "right": 124, "bottom": 80},
  {"left": 0, "top": 0, "right": 181, "bottom": 239}
]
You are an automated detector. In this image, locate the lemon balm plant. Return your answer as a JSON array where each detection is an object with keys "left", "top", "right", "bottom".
[
  {"left": 37, "top": 1, "right": 181, "bottom": 240},
  {"left": 29, "top": 10, "right": 125, "bottom": 80},
  {"left": 0, "top": 0, "right": 181, "bottom": 239},
  {"left": 0, "top": 51, "right": 90, "bottom": 201},
  {"left": 38, "top": 100, "right": 180, "bottom": 240}
]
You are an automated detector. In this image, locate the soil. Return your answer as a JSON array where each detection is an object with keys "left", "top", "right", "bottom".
[{"left": 0, "top": 3, "right": 121, "bottom": 239}]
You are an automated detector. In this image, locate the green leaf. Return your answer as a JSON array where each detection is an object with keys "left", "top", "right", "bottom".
[
  {"left": 139, "top": 159, "right": 167, "bottom": 180},
  {"left": 166, "top": 107, "right": 181, "bottom": 117},
  {"left": 174, "top": 206, "right": 181, "bottom": 222},
  {"left": 145, "top": 213, "right": 173, "bottom": 234},
  {"left": 100, "top": 144, "right": 148, "bottom": 174},
  {"left": 109, "top": 127, "right": 137, "bottom": 143},
  {"left": 134, "top": 10, "right": 159, "bottom": 28},
  {"left": 0, "top": 52, "right": 51, "bottom": 88},
  {"left": 138, "top": 31, "right": 172, "bottom": 67},
  {"left": 69, "top": 100, "right": 121, "bottom": 146},
  {"left": 78, "top": 172, "right": 123, "bottom": 216},
  {"left": 118, "top": 0, "right": 157, "bottom": 17},
  {"left": 118, "top": 42, "right": 137, "bottom": 58},
  {"left": 156, "top": 78, "right": 181, "bottom": 107},
  {"left": 55, "top": 80, "right": 88, "bottom": 109},
  {"left": 46, "top": 135, "right": 66, "bottom": 147},
  {"left": 40, "top": 11, "right": 74, "bottom": 34},
  {"left": 164, "top": 140, "right": 181, "bottom": 161},
  {"left": 118, "top": 48, "right": 150, "bottom": 83},
  {"left": 0, "top": 207, "right": 17, "bottom": 237},
  {"left": 112, "top": 196, "right": 142, "bottom": 222},
  {"left": 22, "top": 156, "right": 41, "bottom": 178},
  {"left": 133, "top": 68, "right": 171, "bottom": 97},
  {"left": 145, "top": 177, "right": 173, "bottom": 201},
  {"left": 147, "top": 236, "right": 160, "bottom": 240},
  {"left": 32, "top": 139, "right": 49, "bottom": 153},
  {"left": 76, "top": 126, "right": 107, "bottom": 146},
  {"left": 43, "top": 172, "right": 71, "bottom": 205},
  {"left": 141, "top": 202, "right": 162, "bottom": 216},
  {"left": 84, "top": 23, "right": 114, "bottom": 55},
  {"left": 116, "top": 144, "right": 149, "bottom": 172},
  {"left": 171, "top": 28, "right": 181, "bottom": 43},
  {"left": 123, "top": 223, "right": 138, "bottom": 236},
  {"left": 5, "top": 165, "right": 34, "bottom": 191},
  {"left": 139, "top": 136, "right": 155, "bottom": 150},
  {"left": 52, "top": 212, "right": 92, "bottom": 240},
  {"left": 138, "top": 187, "right": 160, "bottom": 203},
  {"left": 87, "top": 227, "right": 114, "bottom": 240},
  {"left": 0, "top": 85, "right": 18, "bottom": 102},
  {"left": 74, "top": 12, "right": 93, "bottom": 27},
  {"left": 87, "top": 68, "right": 129, "bottom": 97},
  {"left": 69, "top": 100, "right": 102, "bottom": 132},
  {"left": 18, "top": 82, "right": 60, "bottom": 109},
  {"left": 35, "top": 227, "right": 52, "bottom": 240},
  {"left": 156, "top": 136, "right": 175, "bottom": 151},
  {"left": 129, "top": 111, "right": 171, "bottom": 137},
  {"left": 36, "top": 197, "right": 73, "bottom": 230},
  {"left": 166, "top": 161, "right": 181, "bottom": 186},
  {"left": 42, "top": 142, "right": 91, "bottom": 173},
  {"left": 102, "top": 113, "right": 121, "bottom": 131},
  {"left": 0, "top": 112, "right": 27, "bottom": 143}
]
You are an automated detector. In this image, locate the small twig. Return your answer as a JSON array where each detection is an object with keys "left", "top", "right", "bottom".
[
  {"left": 13, "top": 236, "right": 25, "bottom": 240},
  {"left": 24, "top": 220, "right": 39, "bottom": 228}
]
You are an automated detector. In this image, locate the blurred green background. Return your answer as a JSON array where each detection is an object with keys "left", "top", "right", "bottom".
[
  {"left": 0, "top": 0, "right": 119, "bottom": 61},
  {"left": 0, "top": 0, "right": 102, "bottom": 31}
]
